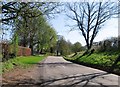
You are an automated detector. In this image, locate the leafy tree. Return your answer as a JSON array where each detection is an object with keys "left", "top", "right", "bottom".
[
  {"left": 96, "top": 37, "right": 119, "bottom": 52},
  {"left": 35, "top": 26, "right": 57, "bottom": 54},
  {"left": 13, "top": 9, "right": 57, "bottom": 55},
  {"left": 1, "top": 2, "right": 62, "bottom": 57},
  {"left": 31, "top": 16, "right": 57, "bottom": 54},
  {"left": 46, "top": 27, "right": 57, "bottom": 53},
  {"left": 1, "top": 2, "right": 61, "bottom": 24},
  {"left": 10, "top": 33, "right": 18, "bottom": 57},
  {"left": 57, "top": 36, "right": 72, "bottom": 56},
  {"left": 72, "top": 42, "right": 82, "bottom": 53}
]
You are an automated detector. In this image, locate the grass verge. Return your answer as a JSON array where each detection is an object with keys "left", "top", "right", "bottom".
[
  {"left": 1, "top": 55, "right": 46, "bottom": 74},
  {"left": 64, "top": 52, "right": 120, "bottom": 75}
]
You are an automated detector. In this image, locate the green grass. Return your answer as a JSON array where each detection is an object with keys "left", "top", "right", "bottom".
[
  {"left": 64, "top": 52, "right": 120, "bottom": 75},
  {"left": 65, "top": 52, "right": 118, "bottom": 65},
  {"left": 77, "top": 53, "right": 117, "bottom": 66},
  {"left": 17, "top": 56, "right": 45, "bottom": 64},
  {"left": 1, "top": 55, "right": 46, "bottom": 74}
]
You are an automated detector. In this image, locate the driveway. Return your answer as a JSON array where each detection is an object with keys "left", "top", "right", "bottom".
[{"left": 2, "top": 56, "right": 120, "bottom": 86}]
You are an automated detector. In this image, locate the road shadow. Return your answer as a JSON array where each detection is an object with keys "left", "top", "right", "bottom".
[
  {"left": 37, "top": 62, "right": 74, "bottom": 67},
  {"left": 2, "top": 62, "right": 118, "bottom": 87},
  {"left": 26, "top": 62, "right": 75, "bottom": 68},
  {"left": 2, "top": 72, "right": 113, "bottom": 87},
  {"left": 36, "top": 72, "right": 109, "bottom": 87}
]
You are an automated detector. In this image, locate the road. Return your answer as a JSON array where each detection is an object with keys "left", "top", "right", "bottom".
[{"left": 2, "top": 56, "right": 119, "bottom": 87}]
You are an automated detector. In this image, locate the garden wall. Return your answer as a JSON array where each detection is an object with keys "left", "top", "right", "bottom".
[
  {"left": 1, "top": 43, "right": 31, "bottom": 57},
  {"left": 17, "top": 46, "right": 31, "bottom": 56}
]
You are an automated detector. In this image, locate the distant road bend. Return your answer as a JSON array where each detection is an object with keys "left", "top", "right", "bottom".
[{"left": 2, "top": 56, "right": 119, "bottom": 86}]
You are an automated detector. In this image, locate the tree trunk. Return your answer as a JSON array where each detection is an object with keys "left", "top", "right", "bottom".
[
  {"left": 37, "top": 44, "right": 40, "bottom": 54},
  {"left": 57, "top": 50, "right": 59, "bottom": 56},
  {"left": 40, "top": 48, "right": 43, "bottom": 54},
  {"left": 29, "top": 44, "right": 34, "bottom": 55},
  {"left": 76, "top": 49, "right": 90, "bottom": 61},
  {"left": 50, "top": 47, "right": 53, "bottom": 53},
  {"left": 29, "top": 38, "right": 34, "bottom": 55},
  {"left": 23, "top": 36, "right": 27, "bottom": 47}
]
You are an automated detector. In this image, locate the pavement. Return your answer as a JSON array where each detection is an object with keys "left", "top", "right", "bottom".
[{"left": 2, "top": 56, "right": 120, "bottom": 87}]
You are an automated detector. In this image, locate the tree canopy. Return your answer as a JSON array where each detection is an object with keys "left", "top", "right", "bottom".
[
  {"left": 13, "top": 10, "right": 57, "bottom": 55},
  {"left": 1, "top": 2, "right": 61, "bottom": 24}
]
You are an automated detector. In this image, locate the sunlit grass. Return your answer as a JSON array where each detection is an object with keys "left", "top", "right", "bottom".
[
  {"left": 65, "top": 52, "right": 118, "bottom": 66},
  {"left": 77, "top": 53, "right": 118, "bottom": 66},
  {"left": 64, "top": 52, "right": 120, "bottom": 74},
  {"left": 2, "top": 55, "right": 46, "bottom": 74},
  {"left": 17, "top": 56, "right": 45, "bottom": 64}
]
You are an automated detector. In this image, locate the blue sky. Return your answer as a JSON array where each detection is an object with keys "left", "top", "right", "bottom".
[{"left": 50, "top": 14, "right": 118, "bottom": 46}]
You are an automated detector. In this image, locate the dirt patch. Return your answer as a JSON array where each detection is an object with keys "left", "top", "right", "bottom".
[
  {"left": 2, "top": 65, "right": 38, "bottom": 85},
  {"left": 2, "top": 57, "right": 46, "bottom": 86}
]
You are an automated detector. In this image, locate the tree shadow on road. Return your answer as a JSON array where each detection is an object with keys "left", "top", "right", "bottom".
[
  {"left": 2, "top": 72, "right": 110, "bottom": 87},
  {"left": 2, "top": 62, "right": 117, "bottom": 87},
  {"left": 36, "top": 72, "right": 109, "bottom": 87},
  {"left": 37, "top": 62, "right": 74, "bottom": 67},
  {"left": 36, "top": 63, "right": 117, "bottom": 87}
]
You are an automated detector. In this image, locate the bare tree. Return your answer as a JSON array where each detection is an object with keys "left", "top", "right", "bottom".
[{"left": 65, "top": 2, "right": 118, "bottom": 52}]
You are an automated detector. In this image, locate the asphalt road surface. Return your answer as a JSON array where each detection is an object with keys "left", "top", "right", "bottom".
[{"left": 2, "top": 56, "right": 120, "bottom": 87}]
